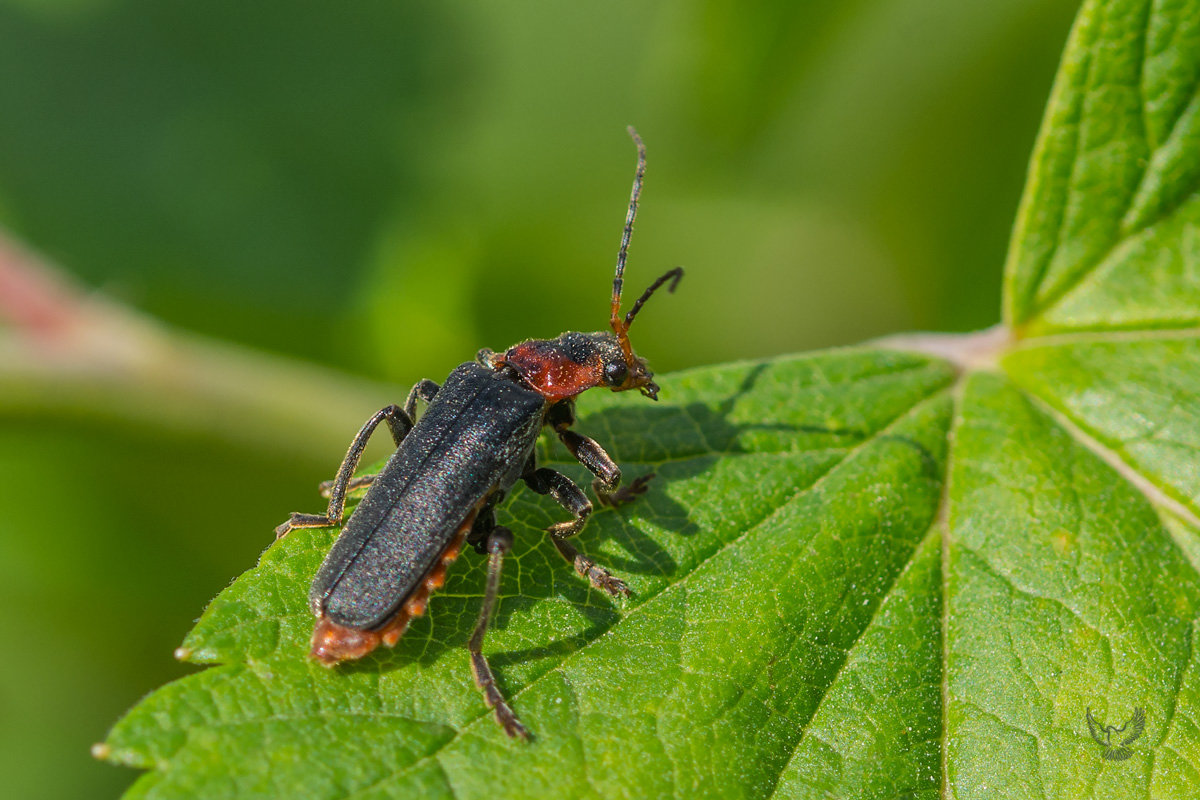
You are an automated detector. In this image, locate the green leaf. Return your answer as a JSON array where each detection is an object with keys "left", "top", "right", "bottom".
[
  {"left": 1004, "top": 0, "right": 1200, "bottom": 334},
  {"left": 101, "top": 351, "right": 957, "bottom": 798},
  {"left": 945, "top": 372, "right": 1200, "bottom": 799},
  {"left": 1003, "top": 336, "right": 1200, "bottom": 516},
  {"left": 97, "top": 0, "right": 1200, "bottom": 796}
]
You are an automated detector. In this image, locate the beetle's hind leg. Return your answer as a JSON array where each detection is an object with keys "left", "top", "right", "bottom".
[
  {"left": 404, "top": 378, "right": 440, "bottom": 419},
  {"left": 524, "top": 467, "right": 631, "bottom": 598},
  {"left": 278, "top": 381, "right": 444, "bottom": 537},
  {"left": 468, "top": 526, "right": 530, "bottom": 740},
  {"left": 313, "top": 379, "right": 442, "bottom": 500},
  {"left": 275, "top": 402, "right": 415, "bottom": 539}
]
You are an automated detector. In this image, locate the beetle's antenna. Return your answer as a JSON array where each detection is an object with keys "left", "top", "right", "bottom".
[
  {"left": 625, "top": 266, "right": 683, "bottom": 329},
  {"left": 611, "top": 126, "right": 646, "bottom": 338}
]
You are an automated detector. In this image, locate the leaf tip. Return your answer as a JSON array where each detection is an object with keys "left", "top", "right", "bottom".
[
  {"left": 90, "top": 742, "right": 111, "bottom": 761},
  {"left": 173, "top": 646, "right": 192, "bottom": 662}
]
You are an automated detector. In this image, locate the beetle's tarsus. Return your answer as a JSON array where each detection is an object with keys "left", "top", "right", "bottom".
[
  {"left": 586, "top": 567, "right": 632, "bottom": 598},
  {"left": 470, "top": 651, "right": 530, "bottom": 740},
  {"left": 319, "top": 474, "right": 376, "bottom": 499},
  {"left": 275, "top": 511, "right": 339, "bottom": 540},
  {"left": 551, "top": 537, "right": 632, "bottom": 598},
  {"left": 596, "top": 472, "right": 655, "bottom": 508}
]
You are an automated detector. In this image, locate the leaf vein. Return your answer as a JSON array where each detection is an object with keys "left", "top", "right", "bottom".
[{"left": 766, "top": 522, "right": 945, "bottom": 800}]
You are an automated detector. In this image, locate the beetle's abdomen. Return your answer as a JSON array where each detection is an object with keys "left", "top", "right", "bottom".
[{"left": 310, "top": 363, "right": 545, "bottom": 631}]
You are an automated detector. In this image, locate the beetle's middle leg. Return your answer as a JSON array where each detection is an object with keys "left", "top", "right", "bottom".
[
  {"left": 524, "top": 467, "right": 631, "bottom": 598},
  {"left": 275, "top": 402, "right": 414, "bottom": 539}
]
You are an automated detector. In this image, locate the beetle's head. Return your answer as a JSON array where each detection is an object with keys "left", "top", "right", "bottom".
[
  {"left": 601, "top": 263, "right": 683, "bottom": 400},
  {"left": 495, "top": 128, "right": 682, "bottom": 404},
  {"left": 497, "top": 312, "right": 672, "bottom": 403}
]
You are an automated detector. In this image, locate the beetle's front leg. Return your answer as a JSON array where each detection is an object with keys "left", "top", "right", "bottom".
[
  {"left": 524, "top": 467, "right": 631, "bottom": 598},
  {"left": 275, "top": 401, "right": 416, "bottom": 539},
  {"left": 546, "top": 400, "right": 654, "bottom": 508},
  {"left": 558, "top": 429, "right": 654, "bottom": 508}
]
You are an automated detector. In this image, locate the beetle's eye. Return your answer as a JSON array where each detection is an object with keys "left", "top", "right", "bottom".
[{"left": 604, "top": 360, "right": 628, "bottom": 386}]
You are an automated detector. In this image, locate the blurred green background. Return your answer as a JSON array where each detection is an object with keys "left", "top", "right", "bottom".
[{"left": 0, "top": 0, "right": 1080, "bottom": 796}]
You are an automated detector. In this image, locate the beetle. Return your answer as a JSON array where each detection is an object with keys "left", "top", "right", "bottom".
[{"left": 274, "top": 126, "right": 681, "bottom": 739}]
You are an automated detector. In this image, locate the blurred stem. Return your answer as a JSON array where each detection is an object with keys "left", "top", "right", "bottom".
[
  {"left": 0, "top": 229, "right": 395, "bottom": 460},
  {"left": 871, "top": 325, "right": 1011, "bottom": 372}
]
